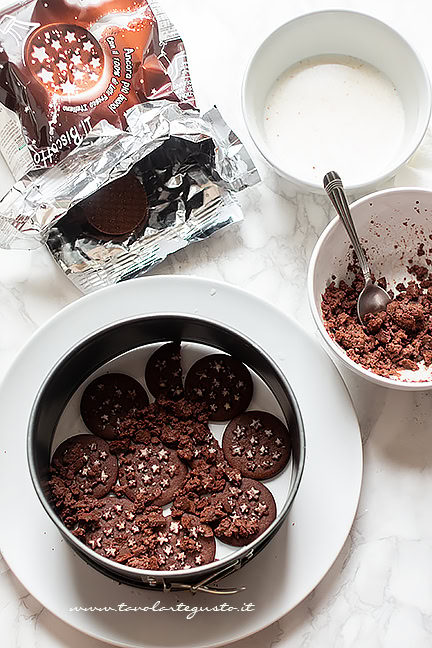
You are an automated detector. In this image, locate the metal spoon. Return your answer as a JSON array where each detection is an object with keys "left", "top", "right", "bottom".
[{"left": 323, "top": 171, "right": 391, "bottom": 326}]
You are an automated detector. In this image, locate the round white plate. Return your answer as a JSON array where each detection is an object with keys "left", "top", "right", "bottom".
[{"left": 0, "top": 276, "right": 362, "bottom": 648}]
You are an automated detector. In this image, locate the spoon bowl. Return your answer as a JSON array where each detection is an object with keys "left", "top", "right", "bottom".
[{"left": 357, "top": 279, "right": 391, "bottom": 325}]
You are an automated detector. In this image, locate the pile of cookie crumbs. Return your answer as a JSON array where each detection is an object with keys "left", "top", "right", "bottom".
[{"left": 321, "top": 262, "right": 432, "bottom": 377}]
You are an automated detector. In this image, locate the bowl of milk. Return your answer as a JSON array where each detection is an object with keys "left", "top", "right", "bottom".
[{"left": 242, "top": 10, "right": 431, "bottom": 193}]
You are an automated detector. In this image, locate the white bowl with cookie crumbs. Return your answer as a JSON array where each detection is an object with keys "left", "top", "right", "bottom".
[
  {"left": 242, "top": 10, "right": 431, "bottom": 193},
  {"left": 308, "top": 187, "right": 432, "bottom": 390}
]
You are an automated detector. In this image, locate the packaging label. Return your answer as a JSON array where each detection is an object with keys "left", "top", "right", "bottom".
[{"left": 0, "top": 103, "right": 33, "bottom": 180}]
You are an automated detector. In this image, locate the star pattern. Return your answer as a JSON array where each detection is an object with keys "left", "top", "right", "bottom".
[{"left": 27, "top": 24, "right": 104, "bottom": 98}]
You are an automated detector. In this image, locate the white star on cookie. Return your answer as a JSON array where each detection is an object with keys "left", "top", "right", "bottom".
[
  {"left": 38, "top": 68, "right": 54, "bottom": 84},
  {"left": 71, "top": 53, "right": 82, "bottom": 66},
  {"left": 32, "top": 46, "right": 48, "bottom": 63},
  {"left": 61, "top": 79, "right": 77, "bottom": 95}
]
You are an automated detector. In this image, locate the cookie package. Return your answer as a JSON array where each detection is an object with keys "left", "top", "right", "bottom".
[{"left": 0, "top": 0, "right": 259, "bottom": 292}]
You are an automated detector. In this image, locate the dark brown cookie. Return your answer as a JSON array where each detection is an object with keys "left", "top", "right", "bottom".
[
  {"left": 25, "top": 24, "right": 104, "bottom": 97},
  {"left": 222, "top": 410, "right": 291, "bottom": 479},
  {"left": 80, "top": 373, "right": 149, "bottom": 440},
  {"left": 86, "top": 496, "right": 139, "bottom": 560},
  {"left": 145, "top": 342, "right": 184, "bottom": 400},
  {"left": 85, "top": 496, "right": 165, "bottom": 563},
  {"left": 118, "top": 442, "right": 188, "bottom": 506},
  {"left": 81, "top": 174, "right": 148, "bottom": 237},
  {"left": 155, "top": 514, "right": 216, "bottom": 570},
  {"left": 185, "top": 354, "right": 253, "bottom": 421},
  {"left": 214, "top": 478, "right": 276, "bottom": 547},
  {"left": 51, "top": 434, "right": 118, "bottom": 499}
]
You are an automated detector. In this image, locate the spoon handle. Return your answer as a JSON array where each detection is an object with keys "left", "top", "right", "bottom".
[{"left": 323, "top": 171, "right": 371, "bottom": 282}]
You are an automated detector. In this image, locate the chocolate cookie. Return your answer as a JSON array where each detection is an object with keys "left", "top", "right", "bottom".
[
  {"left": 81, "top": 174, "right": 148, "bottom": 238},
  {"left": 51, "top": 434, "right": 118, "bottom": 499},
  {"left": 145, "top": 342, "right": 184, "bottom": 400},
  {"left": 25, "top": 24, "right": 105, "bottom": 98},
  {"left": 80, "top": 373, "right": 149, "bottom": 440},
  {"left": 155, "top": 514, "right": 216, "bottom": 570},
  {"left": 85, "top": 496, "right": 152, "bottom": 562},
  {"left": 185, "top": 354, "right": 253, "bottom": 421},
  {"left": 222, "top": 411, "right": 291, "bottom": 479},
  {"left": 84, "top": 496, "right": 165, "bottom": 569},
  {"left": 86, "top": 495, "right": 139, "bottom": 560},
  {"left": 119, "top": 442, "right": 188, "bottom": 506},
  {"left": 214, "top": 478, "right": 276, "bottom": 547}
]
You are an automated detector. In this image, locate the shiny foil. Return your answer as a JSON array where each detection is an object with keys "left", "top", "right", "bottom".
[{"left": 0, "top": 102, "right": 259, "bottom": 292}]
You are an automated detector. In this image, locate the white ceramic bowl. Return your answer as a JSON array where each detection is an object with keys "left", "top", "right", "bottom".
[
  {"left": 242, "top": 10, "right": 431, "bottom": 193},
  {"left": 308, "top": 187, "right": 432, "bottom": 389}
]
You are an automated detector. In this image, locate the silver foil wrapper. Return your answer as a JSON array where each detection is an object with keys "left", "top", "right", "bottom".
[{"left": 0, "top": 101, "right": 259, "bottom": 292}]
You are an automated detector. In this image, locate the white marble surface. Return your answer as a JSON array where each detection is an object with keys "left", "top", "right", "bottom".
[{"left": 2, "top": 0, "right": 432, "bottom": 646}]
